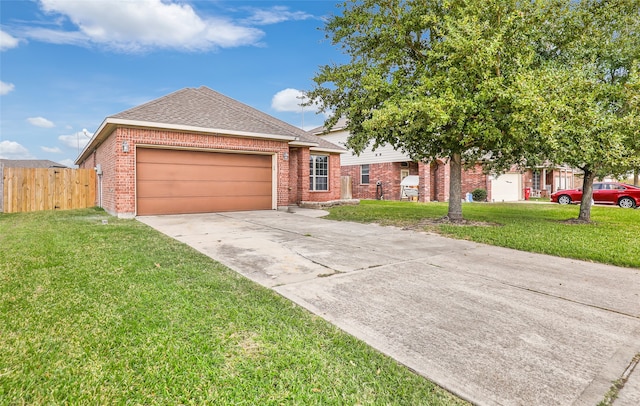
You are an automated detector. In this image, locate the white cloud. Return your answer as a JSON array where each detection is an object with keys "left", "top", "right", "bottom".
[
  {"left": 0, "top": 30, "right": 20, "bottom": 51},
  {"left": 271, "top": 88, "right": 306, "bottom": 112},
  {"left": 243, "top": 6, "right": 313, "bottom": 25},
  {"left": 0, "top": 81, "right": 15, "bottom": 95},
  {"left": 58, "top": 158, "right": 77, "bottom": 168},
  {"left": 58, "top": 129, "right": 93, "bottom": 149},
  {"left": 0, "top": 140, "right": 33, "bottom": 159},
  {"left": 41, "top": 146, "right": 63, "bottom": 153},
  {"left": 271, "top": 88, "right": 321, "bottom": 113},
  {"left": 27, "top": 116, "right": 55, "bottom": 128},
  {"left": 20, "top": 27, "right": 87, "bottom": 47},
  {"left": 26, "top": 0, "right": 264, "bottom": 52}
]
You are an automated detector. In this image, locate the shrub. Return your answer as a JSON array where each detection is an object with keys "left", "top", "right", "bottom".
[{"left": 471, "top": 188, "right": 488, "bottom": 202}]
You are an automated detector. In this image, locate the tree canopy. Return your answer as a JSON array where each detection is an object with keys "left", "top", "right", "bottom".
[
  {"left": 512, "top": 0, "right": 640, "bottom": 220},
  {"left": 308, "top": 0, "right": 639, "bottom": 221}
]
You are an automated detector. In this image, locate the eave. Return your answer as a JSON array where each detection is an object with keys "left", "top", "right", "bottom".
[{"left": 75, "top": 117, "right": 298, "bottom": 165}]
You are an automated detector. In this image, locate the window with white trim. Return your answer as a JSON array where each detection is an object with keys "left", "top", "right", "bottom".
[
  {"left": 532, "top": 171, "right": 540, "bottom": 190},
  {"left": 361, "top": 164, "right": 370, "bottom": 184},
  {"left": 309, "top": 155, "right": 329, "bottom": 191}
]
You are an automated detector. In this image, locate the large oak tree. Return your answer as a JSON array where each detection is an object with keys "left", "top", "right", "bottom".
[{"left": 308, "top": 0, "right": 554, "bottom": 221}]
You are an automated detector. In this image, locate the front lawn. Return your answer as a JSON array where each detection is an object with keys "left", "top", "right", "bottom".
[
  {"left": 327, "top": 200, "right": 640, "bottom": 269},
  {"left": 0, "top": 208, "right": 465, "bottom": 405}
]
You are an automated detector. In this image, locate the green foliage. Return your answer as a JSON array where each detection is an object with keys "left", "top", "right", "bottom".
[
  {"left": 308, "top": 0, "right": 551, "bottom": 220},
  {"left": 471, "top": 188, "right": 488, "bottom": 202},
  {"left": 0, "top": 209, "right": 466, "bottom": 405},
  {"left": 310, "top": 0, "right": 640, "bottom": 222},
  {"left": 511, "top": 0, "right": 640, "bottom": 221},
  {"left": 327, "top": 200, "right": 640, "bottom": 269}
]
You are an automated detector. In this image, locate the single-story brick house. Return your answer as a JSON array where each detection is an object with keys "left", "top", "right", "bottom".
[
  {"left": 76, "top": 86, "right": 344, "bottom": 218},
  {"left": 311, "top": 118, "right": 524, "bottom": 202}
]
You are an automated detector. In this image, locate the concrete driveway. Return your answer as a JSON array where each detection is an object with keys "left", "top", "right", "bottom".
[{"left": 138, "top": 210, "right": 640, "bottom": 406}]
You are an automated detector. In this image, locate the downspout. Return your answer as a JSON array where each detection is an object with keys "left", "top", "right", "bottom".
[{"left": 95, "top": 164, "right": 103, "bottom": 208}]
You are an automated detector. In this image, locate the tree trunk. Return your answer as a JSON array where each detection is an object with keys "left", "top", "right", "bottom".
[
  {"left": 634, "top": 168, "right": 638, "bottom": 186},
  {"left": 578, "top": 169, "right": 596, "bottom": 222},
  {"left": 448, "top": 152, "right": 463, "bottom": 222}
]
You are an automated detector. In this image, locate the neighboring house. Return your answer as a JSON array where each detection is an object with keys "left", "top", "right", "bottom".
[
  {"left": 311, "top": 118, "right": 523, "bottom": 202},
  {"left": 75, "top": 87, "right": 344, "bottom": 218},
  {"left": 0, "top": 159, "right": 67, "bottom": 212},
  {"left": 523, "top": 165, "right": 581, "bottom": 197},
  {"left": 0, "top": 159, "right": 67, "bottom": 169}
]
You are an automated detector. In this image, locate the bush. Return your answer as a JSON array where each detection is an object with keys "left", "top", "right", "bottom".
[{"left": 471, "top": 188, "right": 487, "bottom": 202}]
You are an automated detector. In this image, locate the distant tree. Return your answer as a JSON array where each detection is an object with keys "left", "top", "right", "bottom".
[
  {"left": 513, "top": 66, "right": 636, "bottom": 220},
  {"left": 307, "top": 0, "right": 553, "bottom": 221},
  {"left": 512, "top": 0, "right": 640, "bottom": 221},
  {"left": 623, "top": 68, "right": 640, "bottom": 186}
]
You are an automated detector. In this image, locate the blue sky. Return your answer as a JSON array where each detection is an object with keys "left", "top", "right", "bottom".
[{"left": 0, "top": 0, "right": 345, "bottom": 167}]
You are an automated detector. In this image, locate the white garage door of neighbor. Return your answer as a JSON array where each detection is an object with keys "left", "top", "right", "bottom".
[{"left": 491, "top": 174, "right": 521, "bottom": 202}]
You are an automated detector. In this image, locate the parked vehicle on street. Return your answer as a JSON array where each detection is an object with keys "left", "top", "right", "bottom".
[{"left": 550, "top": 182, "right": 640, "bottom": 208}]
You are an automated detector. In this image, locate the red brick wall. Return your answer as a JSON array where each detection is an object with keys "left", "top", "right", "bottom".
[
  {"left": 418, "top": 162, "right": 431, "bottom": 202},
  {"left": 288, "top": 148, "right": 301, "bottom": 204},
  {"left": 341, "top": 162, "right": 419, "bottom": 200},
  {"left": 461, "top": 164, "right": 489, "bottom": 199},
  {"left": 338, "top": 159, "right": 492, "bottom": 203},
  {"left": 431, "top": 162, "right": 439, "bottom": 201},
  {"left": 80, "top": 131, "right": 118, "bottom": 215},
  {"left": 80, "top": 126, "right": 294, "bottom": 216},
  {"left": 419, "top": 160, "right": 450, "bottom": 202},
  {"left": 300, "top": 151, "right": 342, "bottom": 202}
]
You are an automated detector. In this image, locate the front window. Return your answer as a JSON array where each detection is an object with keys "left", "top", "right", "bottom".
[
  {"left": 532, "top": 171, "right": 540, "bottom": 190},
  {"left": 310, "top": 155, "right": 329, "bottom": 191},
  {"left": 361, "top": 164, "right": 370, "bottom": 184}
]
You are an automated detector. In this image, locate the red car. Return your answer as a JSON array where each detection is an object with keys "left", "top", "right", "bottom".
[{"left": 551, "top": 182, "right": 640, "bottom": 208}]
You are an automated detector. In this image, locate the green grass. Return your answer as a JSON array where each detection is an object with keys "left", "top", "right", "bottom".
[
  {"left": 0, "top": 208, "right": 466, "bottom": 405},
  {"left": 327, "top": 200, "right": 640, "bottom": 269}
]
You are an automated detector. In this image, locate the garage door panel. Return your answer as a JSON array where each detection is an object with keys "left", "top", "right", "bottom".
[
  {"left": 137, "top": 180, "right": 273, "bottom": 198},
  {"left": 136, "top": 148, "right": 273, "bottom": 215},
  {"left": 138, "top": 162, "right": 271, "bottom": 182},
  {"left": 137, "top": 148, "right": 271, "bottom": 167},
  {"left": 138, "top": 196, "right": 272, "bottom": 215}
]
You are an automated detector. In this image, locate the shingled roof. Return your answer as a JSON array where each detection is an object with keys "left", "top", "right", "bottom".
[
  {"left": 76, "top": 86, "right": 343, "bottom": 165},
  {"left": 308, "top": 117, "right": 349, "bottom": 135},
  {"left": 111, "top": 86, "right": 342, "bottom": 151},
  {"left": 0, "top": 159, "right": 67, "bottom": 168}
]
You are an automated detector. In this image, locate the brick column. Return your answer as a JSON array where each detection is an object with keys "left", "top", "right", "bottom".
[
  {"left": 418, "top": 161, "right": 431, "bottom": 202},
  {"left": 442, "top": 160, "right": 451, "bottom": 202}
]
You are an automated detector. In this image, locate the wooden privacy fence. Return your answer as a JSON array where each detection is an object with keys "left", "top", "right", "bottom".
[{"left": 1, "top": 168, "right": 96, "bottom": 213}]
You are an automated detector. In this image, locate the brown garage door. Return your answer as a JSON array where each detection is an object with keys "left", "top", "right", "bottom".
[{"left": 136, "top": 148, "right": 273, "bottom": 215}]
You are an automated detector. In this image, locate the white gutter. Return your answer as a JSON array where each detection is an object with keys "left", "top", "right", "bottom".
[
  {"left": 108, "top": 118, "right": 298, "bottom": 141},
  {"left": 310, "top": 147, "right": 346, "bottom": 154},
  {"left": 288, "top": 140, "right": 345, "bottom": 154},
  {"left": 289, "top": 141, "right": 318, "bottom": 147}
]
